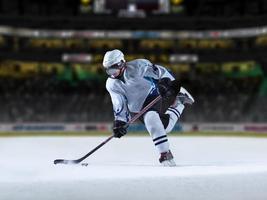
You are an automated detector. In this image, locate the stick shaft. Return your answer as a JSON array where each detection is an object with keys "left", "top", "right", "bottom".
[{"left": 75, "top": 135, "right": 114, "bottom": 163}]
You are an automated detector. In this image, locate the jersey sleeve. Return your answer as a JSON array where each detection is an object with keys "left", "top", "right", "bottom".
[
  {"left": 106, "top": 81, "right": 130, "bottom": 122},
  {"left": 141, "top": 59, "right": 175, "bottom": 81}
]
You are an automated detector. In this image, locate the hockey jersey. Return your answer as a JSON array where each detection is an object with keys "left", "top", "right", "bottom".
[{"left": 106, "top": 59, "right": 174, "bottom": 122}]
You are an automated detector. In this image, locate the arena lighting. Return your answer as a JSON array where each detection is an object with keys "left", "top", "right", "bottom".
[
  {"left": 170, "top": 54, "right": 198, "bottom": 63},
  {"left": 80, "top": 0, "right": 91, "bottom": 5},
  {"left": 171, "top": 0, "right": 183, "bottom": 6},
  {"left": 1, "top": 26, "right": 267, "bottom": 39},
  {"left": 79, "top": 0, "right": 92, "bottom": 14},
  {"left": 62, "top": 54, "right": 92, "bottom": 63}
]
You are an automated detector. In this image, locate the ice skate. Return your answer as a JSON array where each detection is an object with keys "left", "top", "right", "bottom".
[
  {"left": 159, "top": 150, "right": 176, "bottom": 167},
  {"left": 172, "top": 87, "right": 194, "bottom": 107}
]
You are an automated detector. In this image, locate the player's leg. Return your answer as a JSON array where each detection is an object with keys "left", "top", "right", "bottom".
[
  {"left": 163, "top": 87, "right": 195, "bottom": 133},
  {"left": 165, "top": 104, "right": 185, "bottom": 133},
  {"left": 143, "top": 110, "right": 176, "bottom": 167}
]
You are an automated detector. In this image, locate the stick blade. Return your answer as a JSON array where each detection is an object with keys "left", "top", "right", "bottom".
[{"left": 54, "top": 159, "right": 78, "bottom": 165}]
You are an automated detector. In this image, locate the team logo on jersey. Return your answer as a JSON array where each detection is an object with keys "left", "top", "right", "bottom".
[{"left": 144, "top": 76, "right": 159, "bottom": 96}]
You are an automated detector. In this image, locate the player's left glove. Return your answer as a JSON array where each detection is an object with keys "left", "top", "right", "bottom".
[
  {"left": 113, "top": 120, "right": 129, "bottom": 138},
  {"left": 158, "top": 78, "right": 175, "bottom": 98}
]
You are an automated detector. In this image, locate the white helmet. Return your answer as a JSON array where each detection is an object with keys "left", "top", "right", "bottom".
[
  {"left": 103, "top": 49, "right": 126, "bottom": 78},
  {"left": 103, "top": 49, "right": 125, "bottom": 68}
]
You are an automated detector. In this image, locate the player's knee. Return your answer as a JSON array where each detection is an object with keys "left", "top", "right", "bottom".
[
  {"left": 144, "top": 111, "right": 161, "bottom": 132},
  {"left": 144, "top": 110, "right": 159, "bottom": 123},
  {"left": 144, "top": 111, "right": 175, "bottom": 134}
]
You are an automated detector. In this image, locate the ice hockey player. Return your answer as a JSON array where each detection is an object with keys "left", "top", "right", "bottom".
[{"left": 103, "top": 49, "right": 194, "bottom": 167}]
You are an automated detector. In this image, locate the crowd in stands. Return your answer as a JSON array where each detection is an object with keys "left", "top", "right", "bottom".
[{"left": 0, "top": 67, "right": 266, "bottom": 123}]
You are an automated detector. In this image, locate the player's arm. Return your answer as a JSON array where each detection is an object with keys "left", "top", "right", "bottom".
[
  {"left": 142, "top": 60, "right": 177, "bottom": 98},
  {"left": 106, "top": 84, "right": 130, "bottom": 138},
  {"left": 141, "top": 59, "right": 174, "bottom": 81}
]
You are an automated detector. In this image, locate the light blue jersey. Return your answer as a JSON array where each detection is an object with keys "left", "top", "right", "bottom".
[{"left": 106, "top": 59, "right": 174, "bottom": 122}]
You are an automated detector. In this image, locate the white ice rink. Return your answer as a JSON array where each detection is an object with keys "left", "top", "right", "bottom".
[{"left": 1, "top": 136, "right": 267, "bottom": 200}]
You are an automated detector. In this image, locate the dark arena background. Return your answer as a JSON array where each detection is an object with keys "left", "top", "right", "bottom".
[{"left": 1, "top": 1, "right": 267, "bottom": 200}]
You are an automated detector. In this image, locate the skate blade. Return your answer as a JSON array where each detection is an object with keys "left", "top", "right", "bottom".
[{"left": 161, "top": 160, "right": 176, "bottom": 167}]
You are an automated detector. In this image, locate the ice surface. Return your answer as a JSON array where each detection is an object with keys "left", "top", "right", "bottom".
[{"left": 1, "top": 136, "right": 267, "bottom": 200}]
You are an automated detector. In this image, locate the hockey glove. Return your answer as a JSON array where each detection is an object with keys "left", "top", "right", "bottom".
[
  {"left": 158, "top": 78, "right": 175, "bottom": 98},
  {"left": 113, "top": 120, "right": 129, "bottom": 138}
]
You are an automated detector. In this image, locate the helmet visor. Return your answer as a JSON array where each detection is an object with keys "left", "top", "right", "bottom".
[{"left": 105, "top": 61, "right": 125, "bottom": 78}]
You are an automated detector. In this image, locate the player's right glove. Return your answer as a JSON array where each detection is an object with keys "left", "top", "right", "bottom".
[
  {"left": 113, "top": 120, "right": 129, "bottom": 138},
  {"left": 158, "top": 78, "right": 175, "bottom": 98}
]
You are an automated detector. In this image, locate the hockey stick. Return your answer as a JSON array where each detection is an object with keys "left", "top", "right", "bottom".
[{"left": 54, "top": 95, "right": 162, "bottom": 165}]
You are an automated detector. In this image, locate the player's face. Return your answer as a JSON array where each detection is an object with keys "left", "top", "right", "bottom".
[{"left": 106, "top": 61, "right": 126, "bottom": 78}]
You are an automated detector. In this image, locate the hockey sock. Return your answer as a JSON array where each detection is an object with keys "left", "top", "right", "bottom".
[
  {"left": 143, "top": 111, "right": 170, "bottom": 153},
  {"left": 165, "top": 103, "right": 185, "bottom": 133}
]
